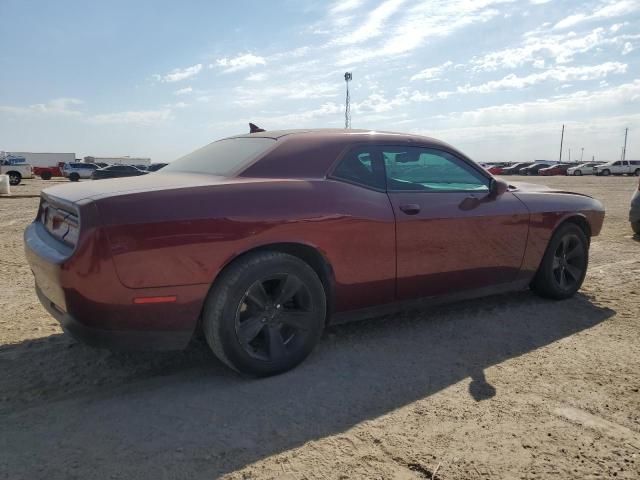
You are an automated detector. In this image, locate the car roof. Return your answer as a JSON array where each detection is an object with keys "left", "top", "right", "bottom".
[
  {"left": 228, "top": 128, "right": 449, "bottom": 145},
  {"left": 233, "top": 129, "right": 466, "bottom": 179}
]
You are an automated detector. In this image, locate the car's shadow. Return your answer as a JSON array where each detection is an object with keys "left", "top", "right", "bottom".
[{"left": 0, "top": 291, "right": 614, "bottom": 479}]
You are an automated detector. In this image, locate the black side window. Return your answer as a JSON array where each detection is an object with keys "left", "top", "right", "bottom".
[{"left": 332, "top": 147, "right": 385, "bottom": 190}]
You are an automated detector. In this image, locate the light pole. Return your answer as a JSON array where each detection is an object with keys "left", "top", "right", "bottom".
[{"left": 580, "top": 147, "right": 584, "bottom": 163}]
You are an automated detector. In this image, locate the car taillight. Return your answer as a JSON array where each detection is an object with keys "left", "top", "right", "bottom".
[{"left": 40, "top": 200, "right": 80, "bottom": 247}]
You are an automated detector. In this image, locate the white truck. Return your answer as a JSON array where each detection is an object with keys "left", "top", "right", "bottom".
[
  {"left": 0, "top": 157, "right": 34, "bottom": 185},
  {"left": 594, "top": 160, "right": 640, "bottom": 176}
]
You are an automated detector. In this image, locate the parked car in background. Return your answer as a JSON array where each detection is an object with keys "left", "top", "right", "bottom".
[
  {"left": 91, "top": 164, "right": 148, "bottom": 180},
  {"left": 539, "top": 163, "right": 571, "bottom": 176},
  {"left": 25, "top": 128, "right": 605, "bottom": 376},
  {"left": 34, "top": 163, "right": 64, "bottom": 180},
  {"left": 147, "top": 162, "right": 169, "bottom": 172},
  {"left": 631, "top": 178, "right": 640, "bottom": 235},
  {"left": 62, "top": 163, "right": 98, "bottom": 182},
  {"left": 594, "top": 160, "right": 640, "bottom": 176},
  {"left": 566, "top": 162, "right": 602, "bottom": 176},
  {"left": 487, "top": 163, "right": 511, "bottom": 175},
  {"left": 501, "top": 162, "right": 533, "bottom": 175},
  {"left": 519, "top": 162, "right": 554, "bottom": 175},
  {"left": 0, "top": 159, "right": 34, "bottom": 185}
]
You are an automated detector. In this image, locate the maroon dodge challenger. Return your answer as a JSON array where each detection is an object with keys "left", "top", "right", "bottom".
[{"left": 25, "top": 129, "right": 605, "bottom": 376}]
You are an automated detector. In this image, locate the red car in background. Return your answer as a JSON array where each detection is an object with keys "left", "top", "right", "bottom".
[
  {"left": 487, "top": 163, "right": 510, "bottom": 175},
  {"left": 33, "top": 162, "right": 65, "bottom": 180},
  {"left": 24, "top": 129, "right": 605, "bottom": 376},
  {"left": 539, "top": 164, "right": 572, "bottom": 176}
]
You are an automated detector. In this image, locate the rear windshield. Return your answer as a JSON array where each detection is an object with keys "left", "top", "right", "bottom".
[{"left": 162, "top": 137, "right": 275, "bottom": 176}]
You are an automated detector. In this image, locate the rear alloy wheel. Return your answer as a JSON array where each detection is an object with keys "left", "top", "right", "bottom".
[
  {"left": 574, "top": 170, "right": 582, "bottom": 176},
  {"left": 202, "top": 252, "right": 326, "bottom": 377},
  {"left": 531, "top": 223, "right": 588, "bottom": 300},
  {"left": 69, "top": 172, "right": 80, "bottom": 182},
  {"left": 8, "top": 172, "right": 21, "bottom": 186}
]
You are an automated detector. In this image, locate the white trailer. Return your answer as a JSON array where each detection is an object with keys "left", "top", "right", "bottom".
[
  {"left": 84, "top": 156, "right": 151, "bottom": 167},
  {"left": 8, "top": 152, "right": 76, "bottom": 168}
]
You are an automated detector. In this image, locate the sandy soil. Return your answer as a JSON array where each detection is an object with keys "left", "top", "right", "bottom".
[{"left": 1, "top": 176, "right": 639, "bottom": 480}]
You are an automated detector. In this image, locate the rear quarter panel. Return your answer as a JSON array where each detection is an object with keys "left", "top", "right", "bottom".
[{"left": 97, "top": 179, "right": 396, "bottom": 313}]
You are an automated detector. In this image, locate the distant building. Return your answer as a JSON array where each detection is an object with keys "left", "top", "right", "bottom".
[
  {"left": 5, "top": 151, "right": 76, "bottom": 167},
  {"left": 84, "top": 156, "right": 151, "bottom": 167}
]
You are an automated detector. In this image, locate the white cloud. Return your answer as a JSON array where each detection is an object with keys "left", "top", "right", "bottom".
[
  {"left": 335, "top": 0, "right": 406, "bottom": 45},
  {"left": 329, "top": 0, "right": 365, "bottom": 14},
  {"left": 457, "top": 62, "right": 627, "bottom": 94},
  {"left": 622, "top": 41, "right": 634, "bottom": 54},
  {"left": 0, "top": 98, "right": 84, "bottom": 116},
  {"left": 174, "top": 86, "right": 193, "bottom": 95},
  {"left": 446, "top": 80, "right": 640, "bottom": 125},
  {"left": 215, "top": 53, "right": 266, "bottom": 73},
  {"left": 410, "top": 61, "right": 453, "bottom": 81},
  {"left": 335, "top": 0, "right": 508, "bottom": 66},
  {"left": 159, "top": 64, "right": 202, "bottom": 83},
  {"left": 233, "top": 82, "right": 339, "bottom": 107},
  {"left": 88, "top": 109, "right": 172, "bottom": 125},
  {"left": 472, "top": 27, "right": 611, "bottom": 71},
  {"left": 246, "top": 73, "right": 267, "bottom": 82},
  {"left": 553, "top": 0, "right": 639, "bottom": 30}
]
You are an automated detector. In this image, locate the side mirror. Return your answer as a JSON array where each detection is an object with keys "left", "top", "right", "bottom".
[{"left": 489, "top": 178, "right": 509, "bottom": 198}]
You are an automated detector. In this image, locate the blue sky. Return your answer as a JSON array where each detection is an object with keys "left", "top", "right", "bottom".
[{"left": 1, "top": 0, "right": 639, "bottom": 163}]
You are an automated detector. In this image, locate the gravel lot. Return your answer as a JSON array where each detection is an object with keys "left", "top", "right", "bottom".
[{"left": 1, "top": 175, "right": 639, "bottom": 479}]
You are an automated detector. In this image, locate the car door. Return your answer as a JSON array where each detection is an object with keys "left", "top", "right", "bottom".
[{"left": 381, "top": 145, "right": 530, "bottom": 300}]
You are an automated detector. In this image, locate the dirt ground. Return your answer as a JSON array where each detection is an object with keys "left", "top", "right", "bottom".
[{"left": 1, "top": 175, "right": 639, "bottom": 480}]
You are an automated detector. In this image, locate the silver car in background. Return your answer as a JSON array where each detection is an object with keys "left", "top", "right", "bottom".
[{"left": 566, "top": 162, "right": 602, "bottom": 176}]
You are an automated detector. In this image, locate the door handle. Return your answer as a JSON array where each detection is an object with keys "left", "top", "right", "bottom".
[{"left": 399, "top": 204, "right": 421, "bottom": 215}]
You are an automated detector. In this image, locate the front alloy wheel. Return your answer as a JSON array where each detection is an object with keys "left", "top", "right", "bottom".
[
  {"left": 550, "top": 234, "right": 586, "bottom": 292},
  {"left": 531, "top": 223, "right": 588, "bottom": 300}
]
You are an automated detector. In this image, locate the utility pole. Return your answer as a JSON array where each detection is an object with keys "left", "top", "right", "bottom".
[
  {"left": 580, "top": 147, "right": 584, "bottom": 163},
  {"left": 559, "top": 124, "right": 565, "bottom": 162},
  {"left": 344, "top": 72, "right": 352, "bottom": 129},
  {"left": 622, "top": 127, "right": 628, "bottom": 161},
  {"left": 568, "top": 148, "right": 571, "bottom": 163}
]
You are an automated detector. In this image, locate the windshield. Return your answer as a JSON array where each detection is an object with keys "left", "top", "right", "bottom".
[{"left": 161, "top": 137, "right": 275, "bottom": 176}]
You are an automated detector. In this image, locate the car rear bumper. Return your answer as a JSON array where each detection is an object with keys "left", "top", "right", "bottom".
[
  {"left": 25, "top": 221, "right": 203, "bottom": 351},
  {"left": 35, "top": 285, "right": 192, "bottom": 350}
]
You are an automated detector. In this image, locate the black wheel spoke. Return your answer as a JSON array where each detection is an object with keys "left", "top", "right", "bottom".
[
  {"left": 559, "top": 237, "right": 568, "bottom": 255},
  {"left": 565, "top": 244, "right": 584, "bottom": 261},
  {"left": 559, "top": 269, "right": 568, "bottom": 288},
  {"left": 245, "top": 282, "right": 269, "bottom": 310},
  {"left": 238, "top": 315, "right": 265, "bottom": 344},
  {"left": 266, "top": 325, "right": 287, "bottom": 360},
  {"left": 274, "top": 275, "right": 302, "bottom": 305},
  {"left": 279, "top": 310, "right": 312, "bottom": 330},
  {"left": 565, "top": 264, "right": 581, "bottom": 282}
]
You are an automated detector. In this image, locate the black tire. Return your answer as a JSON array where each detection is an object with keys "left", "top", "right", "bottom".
[
  {"left": 531, "top": 223, "right": 589, "bottom": 300},
  {"left": 40, "top": 171, "right": 52, "bottom": 180},
  {"left": 601, "top": 169, "right": 611, "bottom": 176},
  {"left": 202, "top": 251, "right": 326, "bottom": 377},
  {"left": 574, "top": 170, "right": 582, "bottom": 176},
  {"left": 7, "top": 172, "right": 21, "bottom": 186},
  {"left": 69, "top": 172, "right": 80, "bottom": 182},
  {"left": 632, "top": 221, "right": 640, "bottom": 235},
  {"left": 634, "top": 169, "right": 640, "bottom": 177}
]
